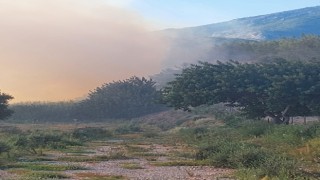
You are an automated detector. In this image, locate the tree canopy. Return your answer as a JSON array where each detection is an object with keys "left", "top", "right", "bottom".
[
  {"left": 161, "top": 59, "right": 320, "bottom": 124},
  {"left": 153, "top": 36, "right": 320, "bottom": 88},
  {"left": 0, "top": 91, "right": 13, "bottom": 119},
  {"left": 76, "top": 76, "right": 165, "bottom": 120}
]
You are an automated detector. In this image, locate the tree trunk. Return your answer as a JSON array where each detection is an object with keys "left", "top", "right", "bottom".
[
  {"left": 271, "top": 116, "right": 284, "bottom": 124},
  {"left": 283, "top": 116, "right": 290, "bottom": 125},
  {"left": 266, "top": 105, "right": 291, "bottom": 125}
]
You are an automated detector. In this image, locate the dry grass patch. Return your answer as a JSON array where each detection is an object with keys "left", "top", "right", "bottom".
[{"left": 58, "top": 152, "right": 129, "bottom": 162}]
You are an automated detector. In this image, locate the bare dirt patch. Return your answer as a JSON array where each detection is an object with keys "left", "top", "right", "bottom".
[{"left": 60, "top": 142, "right": 233, "bottom": 180}]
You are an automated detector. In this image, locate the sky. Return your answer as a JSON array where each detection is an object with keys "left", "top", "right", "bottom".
[
  {"left": 1, "top": 0, "right": 319, "bottom": 102},
  {"left": 104, "top": 0, "right": 320, "bottom": 29}
]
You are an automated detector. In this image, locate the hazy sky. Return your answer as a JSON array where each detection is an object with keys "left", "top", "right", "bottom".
[
  {"left": 1, "top": 0, "right": 319, "bottom": 102},
  {"left": 104, "top": 0, "right": 320, "bottom": 28}
]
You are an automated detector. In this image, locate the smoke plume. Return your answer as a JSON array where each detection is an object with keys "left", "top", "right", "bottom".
[{"left": 0, "top": 0, "right": 167, "bottom": 102}]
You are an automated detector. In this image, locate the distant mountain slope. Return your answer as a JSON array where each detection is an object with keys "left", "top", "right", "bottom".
[
  {"left": 162, "top": 6, "right": 320, "bottom": 40},
  {"left": 160, "top": 6, "right": 320, "bottom": 67}
]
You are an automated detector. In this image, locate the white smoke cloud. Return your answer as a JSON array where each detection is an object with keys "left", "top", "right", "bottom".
[{"left": 0, "top": 0, "right": 167, "bottom": 102}]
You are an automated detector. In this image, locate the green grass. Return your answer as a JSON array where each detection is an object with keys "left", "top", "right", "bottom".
[
  {"left": 125, "top": 145, "right": 149, "bottom": 153},
  {"left": 60, "top": 148, "right": 96, "bottom": 154},
  {"left": 120, "top": 163, "right": 144, "bottom": 169},
  {"left": 75, "top": 172, "right": 126, "bottom": 180},
  {"left": 23, "top": 171, "right": 69, "bottom": 179},
  {"left": 6, "top": 163, "right": 87, "bottom": 171},
  {"left": 131, "top": 152, "right": 166, "bottom": 157},
  {"left": 0, "top": 118, "right": 319, "bottom": 180},
  {"left": 58, "top": 152, "right": 129, "bottom": 162},
  {"left": 176, "top": 117, "right": 320, "bottom": 179}
]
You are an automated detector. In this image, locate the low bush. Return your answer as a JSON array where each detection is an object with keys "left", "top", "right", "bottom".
[
  {"left": 195, "top": 139, "right": 299, "bottom": 178},
  {"left": 238, "top": 121, "right": 272, "bottom": 137},
  {"left": 24, "top": 172, "right": 69, "bottom": 179},
  {"left": 263, "top": 125, "right": 306, "bottom": 147},
  {"left": 142, "top": 131, "right": 159, "bottom": 138},
  {"left": 12, "top": 131, "right": 81, "bottom": 154},
  {"left": 300, "top": 122, "right": 320, "bottom": 139},
  {"left": 196, "top": 141, "right": 267, "bottom": 168},
  {"left": 0, "top": 141, "right": 11, "bottom": 155},
  {"left": 179, "top": 127, "right": 210, "bottom": 143},
  {"left": 260, "top": 155, "right": 297, "bottom": 178},
  {"left": 72, "top": 127, "right": 112, "bottom": 141},
  {"left": 222, "top": 113, "right": 248, "bottom": 127},
  {"left": 9, "top": 163, "right": 86, "bottom": 171},
  {"left": 114, "top": 124, "right": 142, "bottom": 134}
]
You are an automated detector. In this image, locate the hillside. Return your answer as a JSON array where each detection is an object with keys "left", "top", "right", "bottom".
[
  {"left": 162, "top": 6, "right": 320, "bottom": 40},
  {"left": 160, "top": 6, "right": 320, "bottom": 67}
]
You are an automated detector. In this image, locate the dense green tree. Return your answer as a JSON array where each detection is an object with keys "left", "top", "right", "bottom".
[
  {"left": 161, "top": 59, "right": 320, "bottom": 124},
  {"left": 0, "top": 91, "right": 13, "bottom": 119},
  {"left": 154, "top": 36, "right": 320, "bottom": 87},
  {"left": 77, "top": 76, "right": 165, "bottom": 120}
]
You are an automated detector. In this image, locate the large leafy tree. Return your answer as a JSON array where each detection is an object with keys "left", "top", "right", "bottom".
[
  {"left": 162, "top": 59, "right": 320, "bottom": 124},
  {"left": 77, "top": 76, "right": 165, "bottom": 120},
  {"left": 0, "top": 91, "right": 14, "bottom": 119}
]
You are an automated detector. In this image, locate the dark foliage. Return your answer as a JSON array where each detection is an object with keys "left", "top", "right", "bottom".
[
  {"left": 162, "top": 59, "right": 320, "bottom": 124},
  {"left": 9, "top": 76, "right": 166, "bottom": 122},
  {"left": 153, "top": 36, "right": 320, "bottom": 88},
  {"left": 0, "top": 91, "right": 13, "bottom": 120},
  {"left": 76, "top": 76, "right": 166, "bottom": 120}
]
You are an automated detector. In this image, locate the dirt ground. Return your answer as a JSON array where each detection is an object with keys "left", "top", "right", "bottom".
[{"left": 63, "top": 143, "right": 233, "bottom": 180}]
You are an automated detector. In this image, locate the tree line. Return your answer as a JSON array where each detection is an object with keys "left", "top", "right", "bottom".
[
  {"left": 6, "top": 76, "right": 166, "bottom": 122},
  {"left": 161, "top": 59, "right": 320, "bottom": 124},
  {"left": 153, "top": 35, "right": 320, "bottom": 87},
  {"left": 2, "top": 36, "right": 320, "bottom": 123}
]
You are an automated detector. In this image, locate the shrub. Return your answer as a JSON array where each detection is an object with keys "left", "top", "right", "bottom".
[
  {"left": 263, "top": 125, "right": 305, "bottom": 147},
  {"left": 0, "top": 141, "right": 11, "bottom": 154},
  {"left": 72, "top": 127, "right": 112, "bottom": 141},
  {"left": 300, "top": 122, "right": 320, "bottom": 139},
  {"left": 25, "top": 172, "right": 69, "bottom": 179},
  {"left": 142, "top": 131, "right": 158, "bottom": 138},
  {"left": 114, "top": 124, "right": 142, "bottom": 134},
  {"left": 260, "top": 155, "right": 297, "bottom": 178},
  {"left": 196, "top": 140, "right": 266, "bottom": 168},
  {"left": 221, "top": 113, "right": 247, "bottom": 127},
  {"left": 238, "top": 121, "right": 272, "bottom": 137},
  {"left": 13, "top": 131, "right": 81, "bottom": 154},
  {"left": 179, "top": 127, "right": 210, "bottom": 143},
  {"left": 196, "top": 140, "right": 298, "bottom": 178}
]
